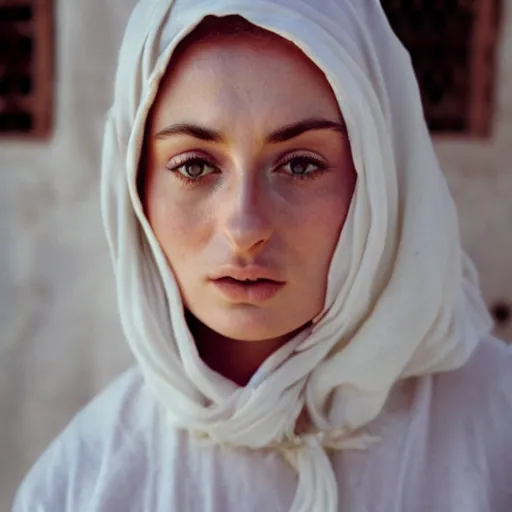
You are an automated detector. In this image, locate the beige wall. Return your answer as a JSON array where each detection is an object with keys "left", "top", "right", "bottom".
[
  {"left": 0, "top": 0, "right": 138, "bottom": 506},
  {"left": 436, "top": 5, "right": 512, "bottom": 340},
  {"left": 1, "top": 1, "right": 511, "bottom": 508}
]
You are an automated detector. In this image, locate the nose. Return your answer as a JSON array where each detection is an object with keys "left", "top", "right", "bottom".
[{"left": 221, "top": 179, "right": 273, "bottom": 258}]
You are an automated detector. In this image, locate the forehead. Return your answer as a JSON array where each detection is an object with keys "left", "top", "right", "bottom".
[{"left": 149, "top": 32, "right": 342, "bottom": 132}]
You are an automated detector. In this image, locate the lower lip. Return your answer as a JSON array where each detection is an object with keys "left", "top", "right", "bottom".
[{"left": 211, "top": 278, "right": 285, "bottom": 303}]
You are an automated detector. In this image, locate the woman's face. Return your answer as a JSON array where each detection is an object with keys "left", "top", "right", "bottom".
[{"left": 143, "top": 31, "right": 356, "bottom": 345}]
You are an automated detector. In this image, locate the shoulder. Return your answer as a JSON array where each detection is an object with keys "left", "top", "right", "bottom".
[
  {"left": 353, "top": 338, "right": 512, "bottom": 511},
  {"left": 12, "top": 366, "right": 163, "bottom": 512},
  {"left": 430, "top": 336, "right": 512, "bottom": 491},
  {"left": 433, "top": 335, "right": 512, "bottom": 406}
]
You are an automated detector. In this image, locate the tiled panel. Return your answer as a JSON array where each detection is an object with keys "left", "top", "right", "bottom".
[
  {"left": 0, "top": 0, "right": 53, "bottom": 138},
  {"left": 382, "top": 0, "right": 501, "bottom": 136}
]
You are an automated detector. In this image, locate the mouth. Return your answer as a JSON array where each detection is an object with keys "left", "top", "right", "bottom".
[
  {"left": 216, "top": 277, "right": 278, "bottom": 284},
  {"left": 211, "top": 276, "right": 285, "bottom": 303}
]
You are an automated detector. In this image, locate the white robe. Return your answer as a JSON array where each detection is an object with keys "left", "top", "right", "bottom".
[{"left": 13, "top": 336, "right": 512, "bottom": 511}]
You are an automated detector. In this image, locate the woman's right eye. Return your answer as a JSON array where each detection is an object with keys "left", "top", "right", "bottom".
[{"left": 167, "top": 157, "right": 217, "bottom": 180}]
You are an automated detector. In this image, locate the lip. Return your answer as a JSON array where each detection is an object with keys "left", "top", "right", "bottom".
[
  {"left": 209, "top": 265, "right": 285, "bottom": 303},
  {"left": 211, "top": 278, "right": 285, "bottom": 303},
  {"left": 209, "top": 265, "right": 283, "bottom": 283}
]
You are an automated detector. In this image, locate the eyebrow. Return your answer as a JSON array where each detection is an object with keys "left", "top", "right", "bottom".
[{"left": 154, "top": 118, "right": 347, "bottom": 144}]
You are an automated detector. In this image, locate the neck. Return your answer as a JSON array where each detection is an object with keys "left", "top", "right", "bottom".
[{"left": 187, "top": 313, "right": 295, "bottom": 387}]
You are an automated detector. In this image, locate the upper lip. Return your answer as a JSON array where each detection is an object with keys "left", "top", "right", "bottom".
[{"left": 209, "top": 265, "right": 283, "bottom": 283}]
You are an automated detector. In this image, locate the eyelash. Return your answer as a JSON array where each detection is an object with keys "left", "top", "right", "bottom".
[
  {"left": 166, "top": 151, "right": 328, "bottom": 187},
  {"left": 166, "top": 154, "right": 218, "bottom": 188}
]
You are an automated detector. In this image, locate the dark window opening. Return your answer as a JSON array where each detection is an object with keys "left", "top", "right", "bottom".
[
  {"left": 0, "top": 0, "right": 53, "bottom": 139},
  {"left": 381, "top": 0, "right": 502, "bottom": 137}
]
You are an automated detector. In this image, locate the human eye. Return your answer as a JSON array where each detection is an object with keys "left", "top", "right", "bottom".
[
  {"left": 166, "top": 152, "right": 218, "bottom": 182},
  {"left": 277, "top": 152, "right": 327, "bottom": 181}
]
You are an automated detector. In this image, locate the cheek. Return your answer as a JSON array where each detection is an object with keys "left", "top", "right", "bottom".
[
  {"left": 287, "top": 175, "right": 354, "bottom": 271},
  {"left": 300, "top": 196, "right": 347, "bottom": 250},
  {"left": 144, "top": 178, "right": 209, "bottom": 265}
]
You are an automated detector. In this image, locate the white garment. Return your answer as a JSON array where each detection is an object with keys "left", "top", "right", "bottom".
[
  {"left": 13, "top": 337, "right": 512, "bottom": 511},
  {"left": 14, "top": 0, "right": 504, "bottom": 510}
]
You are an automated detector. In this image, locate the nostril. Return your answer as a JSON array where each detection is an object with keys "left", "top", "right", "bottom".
[{"left": 490, "top": 301, "right": 511, "bottom": 327}]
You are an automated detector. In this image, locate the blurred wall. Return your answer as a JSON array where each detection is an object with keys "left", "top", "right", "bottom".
[
  {"left": 435, "top": 6, "right": 512, "bottom": 341},
  {"left": 1, "top": 0, "right": 511, "bottom": 508},
  {"left": 0, "top": 0, "right": 138, "bottom": 507}
]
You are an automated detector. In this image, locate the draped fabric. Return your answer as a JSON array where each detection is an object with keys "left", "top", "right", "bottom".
[{"left": 100, "top": 0, "right": 492, "bottom": 509}]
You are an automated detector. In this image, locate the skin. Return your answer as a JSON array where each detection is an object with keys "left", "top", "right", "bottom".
[{"left": 142, "top": 27, "right": 356, "bottom": 386}]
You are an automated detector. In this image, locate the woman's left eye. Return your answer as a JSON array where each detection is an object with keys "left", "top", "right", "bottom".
[{"left": 280, "top": 156, "right": 325, "bottom": 177}]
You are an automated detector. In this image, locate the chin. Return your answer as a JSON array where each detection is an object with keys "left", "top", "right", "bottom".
[
  {"left": 212, "top": 310, "right": 317, "bottom": 344},
  {"left": 195, "top": 307, "right": 299, "bottom": 343},
  {"left": 210, "top": 321, "right": 289, "bottom": 342}
]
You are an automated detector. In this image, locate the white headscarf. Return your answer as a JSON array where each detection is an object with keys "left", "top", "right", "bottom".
[{"left": 101, "top": 0, "right": 493, "bottom": 509}]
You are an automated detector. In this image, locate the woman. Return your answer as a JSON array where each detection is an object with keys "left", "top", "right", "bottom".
[{"left": 13, "top": 0, "right": 512, "bottom": 510}]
